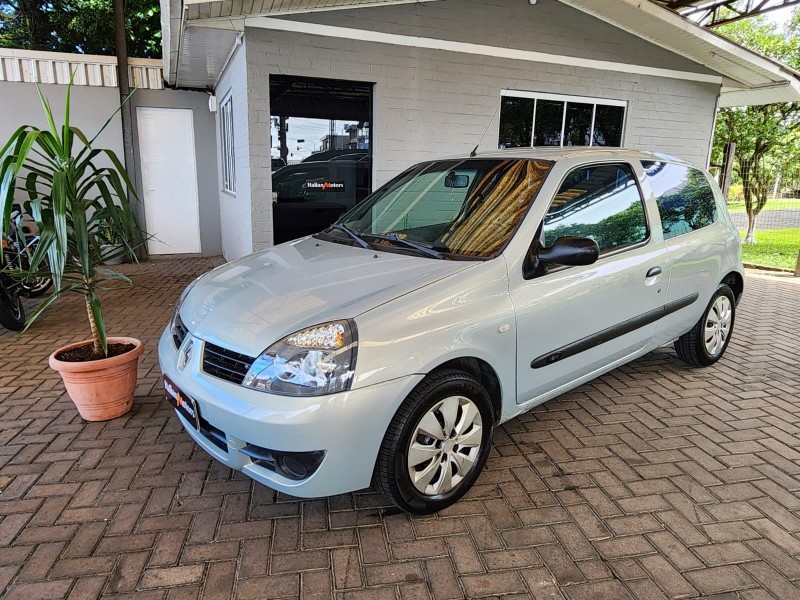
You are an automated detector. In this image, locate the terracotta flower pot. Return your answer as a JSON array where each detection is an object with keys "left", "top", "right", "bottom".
[{"left": 49, "top": 337, "right": 145, "bottom": 421}]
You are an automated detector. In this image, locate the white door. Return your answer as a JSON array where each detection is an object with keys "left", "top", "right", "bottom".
[{"left": 137, "top": 107, "right": 201, "bottom": 254}]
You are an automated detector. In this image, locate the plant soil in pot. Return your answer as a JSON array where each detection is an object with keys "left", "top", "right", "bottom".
[{"left": 49, "top": 337, "right": 145, "bottom": 421}]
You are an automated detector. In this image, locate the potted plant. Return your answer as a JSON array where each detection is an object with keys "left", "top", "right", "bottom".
[{"left": 0, "top": 82, "right": 147, "bottom": 421}]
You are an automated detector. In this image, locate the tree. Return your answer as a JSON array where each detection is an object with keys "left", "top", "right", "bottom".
[
  {"left": 0, "top": 0, "right": 160, "bottom": 58},
  {"left": 713, "top": 12, "right": 800, "bottom": 244}
]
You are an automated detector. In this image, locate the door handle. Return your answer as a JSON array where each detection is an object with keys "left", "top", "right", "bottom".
[{"left": 646, "top": 266, "right": 662, "bottom": 278}]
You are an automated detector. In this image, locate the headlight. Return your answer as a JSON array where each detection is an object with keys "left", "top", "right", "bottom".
[
  {"left": 242, "top": 320, "right": 358, "bottom": 396},
  {"left": 170, "top": 276, "right": 201, "bottom": 338}
]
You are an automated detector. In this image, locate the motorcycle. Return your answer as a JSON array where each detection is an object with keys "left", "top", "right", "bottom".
[
  {"left": 7, "top": 204, "right": 52, "bottom": 297},
  {"left": 0, "top": 251, "right": 25, "bottom": 332}
]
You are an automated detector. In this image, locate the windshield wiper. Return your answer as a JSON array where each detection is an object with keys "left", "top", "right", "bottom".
[
  {"left": 327, "top": 224, "right": 370, "bottom": 249},
  {"left": 365, "top": 233, "right": 446, "bottom": 259}
]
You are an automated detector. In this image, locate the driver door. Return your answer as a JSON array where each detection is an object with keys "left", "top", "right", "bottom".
[{"left": 511, "top": 161, "right": 671, "bottom": 405}]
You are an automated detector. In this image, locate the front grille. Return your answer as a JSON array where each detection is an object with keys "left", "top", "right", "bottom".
[
  {"left": 172, "top": 315, "right": 188, "bottom": 348},
  {"left": 202, "top": 342, "right": 255, "bottom": 385}
]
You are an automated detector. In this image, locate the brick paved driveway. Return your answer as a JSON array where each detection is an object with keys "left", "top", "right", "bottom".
[{"left": 1, "top": 258, "right": 800, "bottom": 600}]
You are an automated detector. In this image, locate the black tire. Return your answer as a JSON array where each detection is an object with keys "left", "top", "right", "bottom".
[
  {"left": 374, "top": 369, "right": 494, "bottom": 514},
  {"left": 0, "top": 283, "right": 26, "bottom": 331},
  {"left": 674, "top": 284, "right": 735, "bottom": 367}
]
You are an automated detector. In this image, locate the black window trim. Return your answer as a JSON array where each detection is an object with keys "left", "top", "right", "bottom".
[{"left": 525, "top": 160, "right": 652, "bottom": 279}]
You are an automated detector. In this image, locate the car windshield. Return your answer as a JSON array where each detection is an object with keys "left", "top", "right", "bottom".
[{"left": 326, "top": 158, "right": 553, "bottom": 258}]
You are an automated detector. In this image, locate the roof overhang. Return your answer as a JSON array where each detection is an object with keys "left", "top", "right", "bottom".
[
  {"left": 161, "top": 0, "right": 800, "bottom": 107},
  {"left": 560, "top": 0, "right": 800, "bottom": 107},
  {"left": 653, "top": 0, "right": 800, "bottom": 28}
]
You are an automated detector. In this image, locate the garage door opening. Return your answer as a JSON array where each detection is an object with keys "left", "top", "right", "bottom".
[{"left": 270, "top": 75, "right": 373, "bottom": 244}]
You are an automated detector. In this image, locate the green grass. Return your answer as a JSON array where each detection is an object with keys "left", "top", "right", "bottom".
[
  {"left": 740, "top": 229, "right": 800, "bottom": 270},
  {"left": 727, "top": 198, "right": 800, "bottom": 213}
]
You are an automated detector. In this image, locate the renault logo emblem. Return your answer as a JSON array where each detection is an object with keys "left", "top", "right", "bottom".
[{"left": 178, "top": 339, "right": 193, "bottom": 371}]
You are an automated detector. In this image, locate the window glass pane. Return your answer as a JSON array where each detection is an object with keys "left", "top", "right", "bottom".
[
  {"left": 534, "top": 100, "right": 564, "bottom": 147},
  {"left": 498, "top": 97, "right": 535, "bottom": 148},
  {"left": 593, "top": 105, "right": 625, "bottom": 147},
  {"left": 372, "top": 168, "right": 477, "bottom": 231},
  {"left": 642, "top": 162, "right": 717, "bottom": 239},
  {"left": 564, "top": 102, "right": 593, "bottom": 147},
  {"left": 220, "top": 99, "right": 236, "bottom": 193},
  {"left": 543, "top": 164, "right": 647, "bottom": 252},
  {"left": 339, "top": 159, "right": 553, "bottom": 258}
]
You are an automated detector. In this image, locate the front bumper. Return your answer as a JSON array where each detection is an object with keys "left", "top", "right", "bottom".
[{"left": 158, "top": 327, "right": 422, "bottom": 497}]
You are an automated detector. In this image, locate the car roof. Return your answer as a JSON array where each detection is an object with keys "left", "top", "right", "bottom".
[{"left": 446, "top": 147, "right": 696, "bottom": 167}]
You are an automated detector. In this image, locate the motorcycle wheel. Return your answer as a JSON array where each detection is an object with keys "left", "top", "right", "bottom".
[{"left": 0, "top": 283, "right": 26, "bottom": 331}]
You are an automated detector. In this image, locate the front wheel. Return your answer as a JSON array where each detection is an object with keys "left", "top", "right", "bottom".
[
  {"left": 0, "top": 281, "right": 26, "bottom": 331},
  {"left": 21, "top": 274, "right": 53, "bottom": 298},
  {"left": 374, "top": 369, "right": 494, "bottom": 514},
  {"left": 674, "top": 284, "right": 735, "bottom": 367}
]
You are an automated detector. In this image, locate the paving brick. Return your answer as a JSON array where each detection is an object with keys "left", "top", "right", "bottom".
[
  {"left": 140, "top": 565, "right": 205, "bottom": 589},
  {"left": 364, "top": 560, "right": 424, "bottom": 585},
  {"left": 425, "top": 557, "right": 462, "bottom": 600},
  {"left": 3, "top": 580, "right": 74, "bottom": 600},
  {"left": 564, "top": 579, "right": 633, "bottom": 600},
  {"left": 461, "top": 571, "right": 527, "bottom": 597},
  {"left": 638, "top": 555, "right": 696, "bottom": 598},
  {"left": 201, "top": 560, "right": 235, "bottom": 599},
  {"left": 684, "top": 565, "right": 757, "bottom": 596},
  {"left": 331, "top": 547, "right": 363, "bottom": 590},
  {"left": 236, "top": 574, "right": 299, "bottom": 600},
  {"left": 271, "top": 549, "right": 329, "bottom": 574},
  {"left": 301, "top": 569, "right": 333, "bottom": 600}
]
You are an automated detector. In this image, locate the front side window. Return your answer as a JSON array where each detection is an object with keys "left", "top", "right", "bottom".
[
  {"left": 330, "top": 159, "right": 553, "bottom": 258},
  {"left": 220, "top": 95, "right": 235, "bottom": 193},
  {"left": 642, "top": 162, "right": 717, "bottom": 240},
  {"left": 499, "top": 91, "right": 627, "bottom": 149},
  {"left": 543, "top": 163, "right": 648, "bottom": 253}
]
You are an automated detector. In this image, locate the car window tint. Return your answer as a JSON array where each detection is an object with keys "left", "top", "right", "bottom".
[
  {"left": 642, "top": 162, "right": 717, "bottom": 240},
  {"left": 543, "top": 163, "right": 647, "bottom": 252}
]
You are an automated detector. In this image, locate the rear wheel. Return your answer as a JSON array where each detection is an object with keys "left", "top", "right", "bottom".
[
  {"left": 0, "top": 281, "right": 26, "bottom": 331},
  {"left": 374, "top": 369, "right": 494, "bottom": 514},
  {"left": 674, "top": 284, "right": 735, "bottom": 367},
  {"left": 18, "top": 252, "right": 52, "bottom": 297}
]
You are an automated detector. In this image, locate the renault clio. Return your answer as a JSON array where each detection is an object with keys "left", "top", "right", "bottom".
[{"left": 159, "top": 148, "right": 743, "bottom": 513}]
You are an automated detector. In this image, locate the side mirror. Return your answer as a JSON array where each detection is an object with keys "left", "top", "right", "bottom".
[{"left": 537, "top": 236, "right": 599, "bottom": 267}]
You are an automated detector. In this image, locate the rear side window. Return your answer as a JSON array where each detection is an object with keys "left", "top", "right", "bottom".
[
  {"left": 642, "top": 162, "right": 717, "bottom": 240},
  {"left": 543, "top": 163, "right": 648, "bottom": 253}
]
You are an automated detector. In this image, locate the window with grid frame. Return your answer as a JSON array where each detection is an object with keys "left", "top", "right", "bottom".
[
  {"left": 498, "top": 90, "right": 627, "bottom": 149},
  {"left": 220, "top": 95, "right": 236, "bottom": 193}
]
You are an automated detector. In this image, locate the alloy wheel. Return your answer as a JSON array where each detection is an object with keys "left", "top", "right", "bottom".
[
  {"left": 407, "top": 395, "right": 483, "bottom": 496},
  {"left": 704, "top": 295, "right": 732, "bottom": 356}
]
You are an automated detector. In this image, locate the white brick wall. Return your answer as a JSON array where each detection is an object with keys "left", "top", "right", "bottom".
[
  {"left": 215, "top": 41, "right": 254, "bottom": 261},
  {"left": 240, "top": 0, "right": 721, "bottom": 250}
]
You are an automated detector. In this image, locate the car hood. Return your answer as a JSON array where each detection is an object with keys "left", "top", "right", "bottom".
[{"left": 180, "top": 237, "right": 475, "bottom": 357}]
